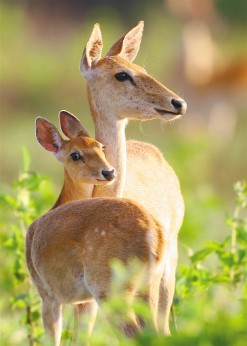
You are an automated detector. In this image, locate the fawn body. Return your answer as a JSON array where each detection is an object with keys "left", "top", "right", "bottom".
[
  {"left": 80, "top": 21, "right": 187, "bottom": 334},
  {"left": 26, "top": 115, "right": 166, "bottom": 345},
  {"left": 37, "top": 111, "right": 115, "bottom": 331}
]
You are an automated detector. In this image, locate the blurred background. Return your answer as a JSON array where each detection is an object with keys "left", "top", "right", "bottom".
[{"left": 1, "top": 0, "right": 247, "bottom": 248}]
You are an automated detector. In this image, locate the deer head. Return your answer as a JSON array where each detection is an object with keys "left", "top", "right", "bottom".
[
  {"left": 35, "top": 111, "right": 116, "bottom": 185},
  {"left": 80, "top": 21, "right": 187, "bottom": 121}
]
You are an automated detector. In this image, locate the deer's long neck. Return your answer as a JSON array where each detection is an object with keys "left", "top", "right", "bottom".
[
  {"left": 51, "top": 170, "right": 93, "bottom": 209},
  {"left": 88, "top": 89, "right": 127, "bottom": 198}
]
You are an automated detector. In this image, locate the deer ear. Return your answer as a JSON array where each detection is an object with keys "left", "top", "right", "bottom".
[
  {"left": 35, "top": 117, "right": 63, "bottom": 153},
  {"left": 106, "top": 21, "right": 144, "bottom": 62},
  {"left": 80, "top": 23, "right": 103, "bottom": 74},
  {"left": 59, "top": 110, "right": 90, "bottom": 139}
]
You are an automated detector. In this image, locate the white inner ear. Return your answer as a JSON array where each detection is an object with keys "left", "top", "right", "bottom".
[
  {"left": 86, "top": 40, "right": 102, "bottom": 67},
  {"left": 54, "top": 147, "right": 64, "bottom": 161},
  {"left": 51, "top": 127, "right": 62, "bottom": 150},
  {"left": 119, "top": 22, "right": 144, "bottom": 62},
  {"left": 65, "top": 119, "right": 82, "bottom": 138},
  {"left": 82, "top": 24, "right": 103, "bottom": 71}
]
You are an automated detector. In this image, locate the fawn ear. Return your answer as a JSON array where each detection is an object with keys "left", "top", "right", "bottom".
[
  {"left": 106, "top": 21, "right": 144, "bottom": 62},
  {"left": 80, "top": 23, "right": 103, "bottom": 74},
  {"left": 59, "top": 110, "right": 90, "bottom": 139},
  {"left": 35, "top": 117, "right": 63, "bottom": 153}
]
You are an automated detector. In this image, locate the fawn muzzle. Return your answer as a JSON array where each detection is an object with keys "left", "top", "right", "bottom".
[{"left": 101, "top": 169, "right": 116, "bottom": 181}]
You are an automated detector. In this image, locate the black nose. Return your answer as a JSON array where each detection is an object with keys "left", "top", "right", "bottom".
[
  {"left": 101, "top": 169, "right": 116, "bottom": 181},
  {"left": 171, "top": 98, "right": 187, "bottom": 115}
]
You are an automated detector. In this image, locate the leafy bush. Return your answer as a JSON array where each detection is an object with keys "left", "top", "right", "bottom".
[
  {"left": 0, "top": 148, "right": 53, "bottom": 345},
  {"left": 0, "top": 150, "right": 246, "bottom": 345},
  {"left": 176, "top": 180, "right": 247, "bottom": 297}
]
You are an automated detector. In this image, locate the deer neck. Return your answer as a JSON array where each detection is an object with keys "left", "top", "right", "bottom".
[
  {"left": 88, "top": 88, "right": 127, "bottom": 198},
  {"left": 51, "top": 169, "right": 93, "bottom": 209}
]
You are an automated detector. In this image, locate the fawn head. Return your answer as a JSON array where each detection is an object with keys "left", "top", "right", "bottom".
[
  {"left": 80, "top": 21, "right": 187, "bottom": 121},
  {"left": 35, "top": 111, "right": 116, "bottom": 184}
]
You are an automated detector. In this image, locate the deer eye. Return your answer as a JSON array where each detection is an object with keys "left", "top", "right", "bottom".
[
  {"left": 115, "top": 72, "right": 133, "bottom": 83},
  {"left": 70, "top": 152, "right": 81, "bottom": 161}
]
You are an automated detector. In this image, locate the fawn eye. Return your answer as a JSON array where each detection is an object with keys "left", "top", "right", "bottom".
[
  {"left": 115, "top": 72, "right": 133, "bottom": 83},
  {"left": 70, "top": 152, "right": 81, "bottom": 161}
]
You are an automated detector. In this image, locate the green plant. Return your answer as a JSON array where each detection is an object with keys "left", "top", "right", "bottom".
[
  {"left": 0, "top": 148, "right": 53, "bottom": 345},
  {"left": 176, "top": 181, "right": 247, "bottom": 300}
]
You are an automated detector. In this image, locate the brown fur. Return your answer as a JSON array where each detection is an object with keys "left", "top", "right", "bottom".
[
  {"left": 35, "top": 114, "right": 115, "bottom": 208},
  {"left": 80, "top": 22, "right": 187, "bottom": 334},
  {"left": 26, "top": 198, "right": 166, "bottom": 345}
]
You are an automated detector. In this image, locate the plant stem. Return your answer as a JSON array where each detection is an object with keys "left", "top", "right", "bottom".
[
  {"left": 27, "top": 302, "right": 34, "bottom": 346},
  {"left": 231, "top": 206, "right": 239, "bottom": 254},
  {"left": 229, "top": 206, "right": 240, "bottom": 284}
]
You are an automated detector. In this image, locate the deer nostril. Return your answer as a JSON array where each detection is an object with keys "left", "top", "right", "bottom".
[
  {"left": 171, "top": 98, "right": 182, "bottom": 110},
  {"left": 171, "top": 98, "right": 187, "bottom": 115},
  {"left": 101, "top": 169, "right": 116, "bottom": 181}
]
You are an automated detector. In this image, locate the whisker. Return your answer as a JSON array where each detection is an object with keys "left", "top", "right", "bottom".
[{"left": 139, "top": 121, "right": 149, "bottom": 137}]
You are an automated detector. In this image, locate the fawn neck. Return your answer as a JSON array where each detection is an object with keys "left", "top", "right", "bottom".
[
  {"left": 51, "top": 169, "right": 94, "bottom": 209},
  {"left": 88, "top": 89, "right": 127, "bottom": 198}
]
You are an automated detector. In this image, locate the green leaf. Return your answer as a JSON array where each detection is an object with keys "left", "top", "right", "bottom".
[
  {"left": 3, "top": 194, "right": 16, "bottom": 208},
  {"left": 190, "top": 248, "right": 213, "bottom": 263},
  {"left": 236, "top": 218, "right": 247, "bottom": 239},
  {"left": 204, "top": 241, "right": 223, "bottom": 251},
  {"left": 4, "top": 237, "right": 17, "bottom": 251},
  {"left": 31, "top": 310, "right": 40, "bottom": 322},
  {"left": 62, "top": 329, "right": 73, "bottom": 340},
  {"left": 10, "top": 293, "right": 28, "bottom": 308},
  {"left": 236, "top": 249, "right": 247, "bottom": 264},
  {"left": 218, "top": 253, "right": 235, "bottom": 267},
  {"left": 212, "top": 274, "right": 230, "bottom": 283}
]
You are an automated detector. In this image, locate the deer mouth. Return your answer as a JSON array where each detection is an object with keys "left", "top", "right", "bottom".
[
  {"left": 96, "top": 178, "right": 115, "bottom": 185},
  {"left": 154, "top": 108, "right": 180, "bottom": 116}
]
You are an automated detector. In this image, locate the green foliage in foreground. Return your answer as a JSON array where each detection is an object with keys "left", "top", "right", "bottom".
[{"left": 0, "top": 150, "right": 246, "bottom": 345}]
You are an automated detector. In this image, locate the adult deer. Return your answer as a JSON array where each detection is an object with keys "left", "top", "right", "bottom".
[
  {"left": 79, "top": 21, "right": 187, "bottom": 334},
  {"left": 26, "top": 115, "right": 166, "bottom": 345}
]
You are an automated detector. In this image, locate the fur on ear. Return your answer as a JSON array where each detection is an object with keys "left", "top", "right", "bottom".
[
  {"left": 59, "top": 110, "right": 90, "bottom": 139},
  {"left": 35, "top": 117, "right": 63, "bottom": 153},
  {"left": 106, "top": 21, "right": 144, "bottom": 62},
  {"left": 80, "top": 23, "right": 103, "bottom": 74}
]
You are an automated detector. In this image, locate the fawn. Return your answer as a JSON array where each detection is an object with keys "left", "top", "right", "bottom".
[
  {"left": 37, "top": 110, "right": 115, "bottom": 333},
  {"left": 35, "top": 111, "right": 116, "bottom": 209},
  {"left": 79, "top": 21, "right": 187, "bottom": 334},
  {"left": 26, "top": 114, "right": 166, "bottom": 345}
]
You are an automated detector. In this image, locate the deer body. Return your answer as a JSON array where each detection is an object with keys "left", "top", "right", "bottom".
[
  {"left": 90, "top": 103, "right": 184, "bottom": 235},
  {"left": 126, "top": 140, "right": 184, "bottom": 232},
  {"left": 81, "top": 22, "right": 187, "bottom": 334},
  {"left": 28, "top": 197, "right": 164, "bottom": 302},
  {"left": 27, "top": 198, "right": 165, "bottom": 345},
  {"left": 26, "top": 115, "right": 167, "bottom": 345}
]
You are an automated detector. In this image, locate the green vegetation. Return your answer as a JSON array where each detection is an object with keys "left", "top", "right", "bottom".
[{"left": 0, "top": 150, "right": 246, "bottom": 345}]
